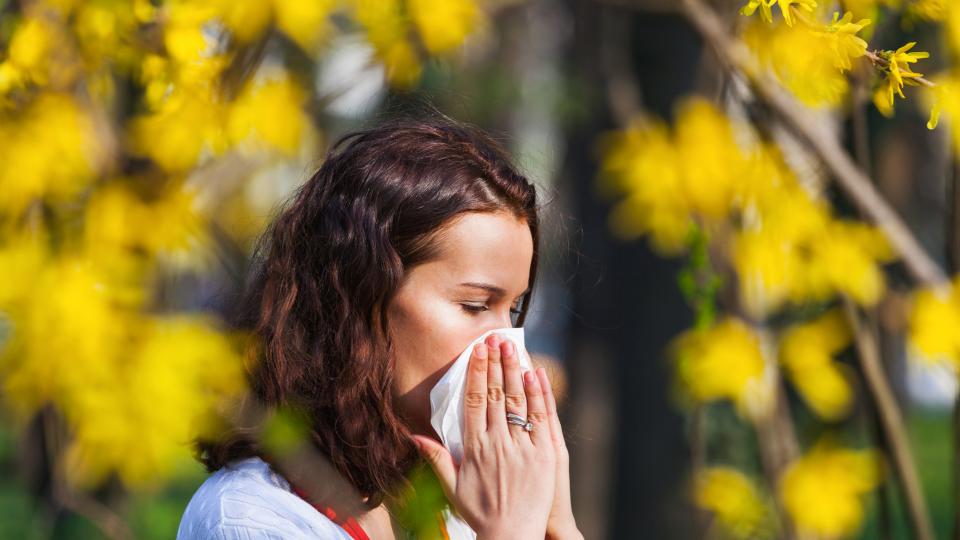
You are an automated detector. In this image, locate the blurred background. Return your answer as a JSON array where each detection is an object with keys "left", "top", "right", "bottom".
[{"left": 2, "top": 0, "right": 960, "bottom": 538}]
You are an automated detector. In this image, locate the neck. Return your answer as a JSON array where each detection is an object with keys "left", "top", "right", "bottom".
[{"left": 358, "top": 502, "right": 399, "bottom": 540}]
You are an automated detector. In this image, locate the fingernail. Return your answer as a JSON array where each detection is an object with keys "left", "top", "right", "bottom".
[
  {"left": 503, "top": 340, "right": 514, "bottom": 356},
  {"left": 489, "top": 334, "right": 501, "bottom": 346},
  {"left": 474, "top": 343, "right": 487, "bottom": 359}
]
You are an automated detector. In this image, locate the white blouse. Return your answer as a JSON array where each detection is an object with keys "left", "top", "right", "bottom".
[{"left": 176, "top": 456, "right": 354, "bottom": 539}]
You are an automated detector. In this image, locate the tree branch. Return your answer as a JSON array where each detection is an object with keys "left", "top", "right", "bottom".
[{"left": 679, "top": 0, "right": 948, "bottom": 288}]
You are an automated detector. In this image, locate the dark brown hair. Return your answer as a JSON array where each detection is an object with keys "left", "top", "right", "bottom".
[{"left": 196, "top": 116, "right": 540, "bottom": 507}]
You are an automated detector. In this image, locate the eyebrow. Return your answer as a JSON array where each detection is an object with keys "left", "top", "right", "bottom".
[{"left": 458, "top": 282, "right": 531, "bottom": 299}]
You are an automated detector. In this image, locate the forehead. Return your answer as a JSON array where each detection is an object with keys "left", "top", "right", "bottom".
[{"left": 421, "top": 211, "right": 533, "bottom": 293}]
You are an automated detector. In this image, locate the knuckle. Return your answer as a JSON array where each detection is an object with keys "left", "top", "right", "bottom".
[
  {"left": 487, "top": 386, "right": 504, "bottom": 402},
  {"left": 469, "top": 358, "right": 487, "bottom": 375},
  {"left": 505, "top": 393, "right": 526, "bottom": 409},
  {"left": 527, "top": 411, "right": 547, "bottom": 424},
  {"left": 464, "top": 391, "right": 487, "bottom": 409}
]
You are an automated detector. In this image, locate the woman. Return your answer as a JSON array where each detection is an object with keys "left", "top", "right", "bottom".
[{"left": 177, "top": 117, "right": 583, "bottom": 539}]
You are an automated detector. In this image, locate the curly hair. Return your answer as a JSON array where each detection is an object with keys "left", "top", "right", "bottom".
[{"left": 195, "top": 116, "right": 540, "bottom": 507}]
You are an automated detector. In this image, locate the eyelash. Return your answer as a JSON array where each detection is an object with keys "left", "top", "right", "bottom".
[{"left": 460, "top": 303, "right": 524, "bottom": 316}]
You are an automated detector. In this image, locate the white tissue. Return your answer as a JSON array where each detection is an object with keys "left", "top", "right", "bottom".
[{"left": 429, "top": 327, "right": 533, "bottom": 465}]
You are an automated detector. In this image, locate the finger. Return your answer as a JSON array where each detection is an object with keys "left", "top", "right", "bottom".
[
  {"left": 523, "top": 370, "right": 550, "bottom": 447},
  {"left": 463, "top": 343, "right": 488, "bottom": 444},
  {"left": 501, "top": 339, "right": 528, "bottom": 439},
  {"left": 536, "top": 367, "right": 566, "bottom": 447},
  {"left": 485, "top": 334, "right": 507, "bottom": 432},
  {"left": 411, "top": 435, "right": 457, "bottom": 501}
]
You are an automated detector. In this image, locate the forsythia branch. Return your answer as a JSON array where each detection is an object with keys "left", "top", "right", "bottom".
[{"left": 679, "top": 0, "right": 948, "bottom": 289}]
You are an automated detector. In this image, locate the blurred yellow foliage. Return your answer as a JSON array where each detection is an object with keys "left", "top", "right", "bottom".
[
  {"left": 673, "top": 318, "right": 773, "bottom": 420},
  {"left": 742, "top": 12, "right": 869, "bottom": 108},
  {"left": 695, "top": 467, "right": 771, "bottom": 539},
  {"left": 351, "top": 0, "right": 486, "bottom": 87},
  {"left": 0, "top": 93, "right": 103, "bottom": 215},
  {"left": 228, "top": 75, "right": 312, "bottom": 155},
  {"left": 600, "top": 98, "right": 893, "bottom": 317},
  {"left": 61, "top": 316, "right": 246, "bottom": 488},
  {"left": 778, "top": 309, "right": 853, "bottom": 420},
  {"left": 908, "top": 277, "right": 960, "bottom": 368},
  {"left": 780, "top": 441, "right": 882, "bottom": 539},
  {"left": 0, "top": 0, "right": 491, "bottom": 494}
]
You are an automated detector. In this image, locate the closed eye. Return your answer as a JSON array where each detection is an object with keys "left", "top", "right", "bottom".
[{"left": 460, "top": 303, "right": 524, "bottom": 315}]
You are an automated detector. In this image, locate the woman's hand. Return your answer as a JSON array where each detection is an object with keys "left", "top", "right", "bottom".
[
  {"left": 535, "top": 368, "right": 584, "bottom": 540},
  {"left": 411, "top": 333, "right": 556, "bottom": 539}
]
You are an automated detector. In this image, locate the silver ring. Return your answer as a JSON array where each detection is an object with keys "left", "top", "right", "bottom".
[{"left": 506, "top": 412, "right": 534, "bottom": 433}]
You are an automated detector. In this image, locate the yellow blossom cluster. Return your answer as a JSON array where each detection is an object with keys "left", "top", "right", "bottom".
[
  {"left": 0, "top": 234, "right": 247, "bottom": 487},
  {"left": 739, "top": 0, "right": 871, "bottom": 108},
  {"left": 351, "top": 0, "right": 485, "bottom": 87},
  {"left": 780, "top": 441, "right": 882, "bottom": 538},
  {"left": 694, "top": 467, "right": 771, "bottom": 539},
  {"left": 908, "top": 277, "right": 960, "bottom": 368},
  {"left": 600, "top": 98, "right": 894, "bottom": 318},
  {"left": 778, "top": 309, "right": 853, "bottom": 420},
  {"left": 694, "top": 444, "right": 881, "bottom": 540},
  {"left": 0, "top": 0, "right": 491, "bottom": 493},
  {"left": 672, "top": 310, "right": 857, "bottom": 422},
  {"left": 672, "top": 318, "right": 773, "bottom": 420},
  {"left": 872, "top": 42, "right": 930, "bottom": 117}
]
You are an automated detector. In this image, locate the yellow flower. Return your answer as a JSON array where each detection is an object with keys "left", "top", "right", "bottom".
[
  {"left": 781, "top": 441, "right": 882, "bottom": 538},
  {"left": 408, "top": 0, "right": 482, "bottom": 55},
  {"left": 744, "top": 19, "right": 851, "bottom": 107},
  {"left": 0, "top": 232, "right": 48, "bottom": 307},
  {"left": 886, "top": 42, "right": 929, "bottom": 89},
  {"left": 778, "top": 0, "right": 817, "bottom": 27},
  {"left": 908, "top": 279, "right": 960, "bottom": 367},
  {"left": 673, "top": 99, "right": 750, "bottom": 220},
  {"left": 672, "top": 318, "right": 773, "bottom": 420},
  {"left": 0, "top": 93, "right": 103, "bottom": 214},
  {"left": 741, "top": 0, "right": 775, "bottom": 23},
  {"left": 1, "top": 258, "right": 131, "bottom": 416},
  {"left": 598, "top": 120, "right": 691, "bottom": 254},
  {"left": 273, "top": 0, "right": 335, "bottom": 51},
  {"left": 350, "top": 0, "right": 423, "bottom": 87},
  {"left": 739, "top": 0, "right": 817, "bottom": 26},
  {"left": 695, "top": 467, "right": 771, "bottom": 539},
  {"left": 228, "top": 75, "right": 311, "bottom": 155},
  {"left": 779, "top": 309, "right": 853, "bottom": 420},
  {"left": 128, "top": 85, "right": 228, "bottom": 171},
  {"left": 732, "top": 182, "right": 891, "bottom": 316},
  {"left": 84, "top": 180, "right": 211, "bottom": 273},
  {"left": 61, "top": 316, "right": 247, "bottom": 488},
  {"left": 8, "top": 17, "right": 54, "bottom": 75},
  {"left": 821, "top": 12, "right": 871, "bottom": 71},
  {"left": 208, "top": 0, "right": 274, "bottom": 43},
  {"left": 600, "top": 98, "right": 762, "bottom": 254},
  {"left": 873, "top": 42, "right": 929, "bottom": 117},
  {"left": 906, "top": 0, "right": 947, "bottom": 22}
]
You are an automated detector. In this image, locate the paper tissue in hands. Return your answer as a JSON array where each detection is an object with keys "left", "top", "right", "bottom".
[{"left": 429, "top": 327, "right": 533, "bottom": 464}]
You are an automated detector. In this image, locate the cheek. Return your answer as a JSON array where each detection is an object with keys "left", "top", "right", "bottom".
[{"left": 390, "top": 299, "right": 479, "bottom": 388}]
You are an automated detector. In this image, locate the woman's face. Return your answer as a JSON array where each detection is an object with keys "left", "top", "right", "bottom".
[{"left": 387, "top": 211, "right": 533, "bottom": 438}]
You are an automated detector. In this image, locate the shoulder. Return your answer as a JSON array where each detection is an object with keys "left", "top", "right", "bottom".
[{"left": 176, "top": 457, "right": 353, "bottom": 540}]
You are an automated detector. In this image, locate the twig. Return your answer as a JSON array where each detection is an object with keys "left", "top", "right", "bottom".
[
  {"left": 679, "top": 0, "right": 948, "bottom": 288},
  {"left": 843, "top": 299, "right": 936, "bottom": 540},
  {"left": 865, "top": 50, "right": 937, "bottom": 89}
]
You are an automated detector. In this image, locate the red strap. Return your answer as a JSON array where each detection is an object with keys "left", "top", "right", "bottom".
[{"left": 288, "top": 484, "right": 370, "bottom": 540}]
